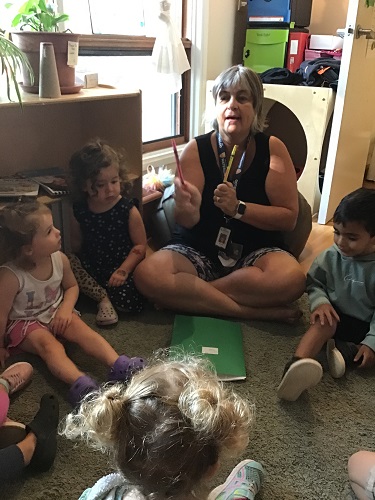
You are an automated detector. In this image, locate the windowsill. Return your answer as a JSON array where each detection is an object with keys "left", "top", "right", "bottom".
[{"left": 142, "top": 144, "right": 185, "bottom": 172}]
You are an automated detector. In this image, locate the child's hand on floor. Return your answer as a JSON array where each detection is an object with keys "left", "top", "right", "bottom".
[{"left": 354, "top": 345, "right": 375, "bottom": 369}]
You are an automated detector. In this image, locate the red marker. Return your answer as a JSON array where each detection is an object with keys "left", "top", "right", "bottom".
[{"left": 172, "top": 139, "right": 185, "bottom": 185}]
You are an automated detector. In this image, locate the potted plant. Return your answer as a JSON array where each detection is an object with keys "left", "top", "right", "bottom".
[
  {"left": 9, "top": 0, "right": 80, "bottom": 94},
  {"left": 0, "top": 28, "right": 33, "bottom": 104}
]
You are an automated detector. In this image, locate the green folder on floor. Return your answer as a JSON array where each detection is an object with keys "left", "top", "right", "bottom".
[{"left": 170, "top": 315, "right": 246, "bottom": 381}]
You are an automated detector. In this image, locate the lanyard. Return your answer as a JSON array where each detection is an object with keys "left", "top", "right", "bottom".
[{"left": 216, "top": 133, "right": 248, "bottom": 189}]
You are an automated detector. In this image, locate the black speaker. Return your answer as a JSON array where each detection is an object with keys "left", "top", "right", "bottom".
[{"left": 290, "top": 0, "right": 312, "bottom": 28}]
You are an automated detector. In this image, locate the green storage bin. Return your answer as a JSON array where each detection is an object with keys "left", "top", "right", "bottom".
[{"left": 243, "top": 27, "right": 289, "bottom": 73}]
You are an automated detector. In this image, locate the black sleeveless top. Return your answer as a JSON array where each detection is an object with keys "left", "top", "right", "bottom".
[{"left": 172, "top": 131, "right": 285, "bottom": 263}]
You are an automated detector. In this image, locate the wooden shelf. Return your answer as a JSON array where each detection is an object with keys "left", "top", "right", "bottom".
[
  {"left": 0, "top": 87, "right": 143, "bottom": 251},
  {"left": 0, "top": 87, "right": 142, "bottom": 202}
]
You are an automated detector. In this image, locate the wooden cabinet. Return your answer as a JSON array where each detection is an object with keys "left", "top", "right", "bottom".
[
  {"left": 0, "top": 87, "right": 142, "bottom": 250},
  {"left": 0, "top": 87, "right": 142, "bottom": 199}
]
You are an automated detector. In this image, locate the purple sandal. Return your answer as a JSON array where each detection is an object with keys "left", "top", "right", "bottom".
[
  {"left": 108, "top": 355, "right": 146, "bottom": 383},
  {"left": 68, "top": 375, "right": 99, "bottom": 407}
]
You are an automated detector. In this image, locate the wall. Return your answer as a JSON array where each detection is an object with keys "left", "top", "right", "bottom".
[
  {"left": 205, "top": 0, "right": 237, "bottom": 79},
  {"left": 310, "top": 0, "right": 349, "bottom": 35}
]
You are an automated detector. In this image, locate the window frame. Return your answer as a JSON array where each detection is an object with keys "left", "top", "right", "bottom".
[{"left": 75, "top": 0, "right": 191, "bottom": 153}]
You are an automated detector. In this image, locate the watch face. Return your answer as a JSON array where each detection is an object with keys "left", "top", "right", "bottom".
[{"left": 237, "top": 201, "right": 246, "bottom": 215}]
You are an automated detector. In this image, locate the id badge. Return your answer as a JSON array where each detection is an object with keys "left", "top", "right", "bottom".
[
  {"left": 228, "top": 242, "right": 243, "bottom": 260},
  {"left": 215, "top": 226, "right": 231, "bottom": 249},
  {"left": 218, "top": 251, "right": 237, "bottom": 267}
]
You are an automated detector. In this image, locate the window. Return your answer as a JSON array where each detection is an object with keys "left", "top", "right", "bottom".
[{"left": 60, "top": 0, "right": 191, "bottom": 152}]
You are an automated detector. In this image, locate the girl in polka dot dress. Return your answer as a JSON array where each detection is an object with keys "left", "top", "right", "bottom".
[{"left": 68, "top": 140, "right": 147, "bottom": 324}]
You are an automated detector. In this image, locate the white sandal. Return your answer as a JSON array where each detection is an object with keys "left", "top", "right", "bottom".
[{"left": 96, "top": 301, "right": 118, "bottom": 326}]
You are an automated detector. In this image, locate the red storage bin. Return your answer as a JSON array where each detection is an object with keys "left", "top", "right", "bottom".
[{"left": 286, "top": 31, "right": 309, "bottom": 72}]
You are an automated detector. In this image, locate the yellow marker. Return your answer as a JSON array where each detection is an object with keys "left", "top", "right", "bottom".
[{"left": 223, "top": 145, "right": 237, "bottom": 182}]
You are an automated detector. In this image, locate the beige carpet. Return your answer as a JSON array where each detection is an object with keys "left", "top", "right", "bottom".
[{"left": 1, "top": 294, "right": 373, "bottom": 499}]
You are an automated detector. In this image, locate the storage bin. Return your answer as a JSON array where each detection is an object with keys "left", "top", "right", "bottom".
[
  {"left": 286, "top": 31, "right": 310, "bottom": 72},
  {"left": 304, "top": 48, "right": 342, "bottom": 61},
  {"left": 247, "top": 0, "right": 291, "bottom": 23},
  {"left": 243, "top": 26, "right": 289, "bottom": 73},
  {"left": 309, "top": 35, "right": 343, "bottom": 50}
]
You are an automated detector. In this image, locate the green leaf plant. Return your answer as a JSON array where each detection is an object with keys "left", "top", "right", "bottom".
[
  {"left": 8, "top": 0, "right": 69, "bottom": 32},
  {"left": 0, "top": 28, "right": 34, "bottom": 105}
]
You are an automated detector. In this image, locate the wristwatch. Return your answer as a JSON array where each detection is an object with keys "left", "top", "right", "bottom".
[{"left": 234, "top": 200, "right": 246, "bottom": 219}]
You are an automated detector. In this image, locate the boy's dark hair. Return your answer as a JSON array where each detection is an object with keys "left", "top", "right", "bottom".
[
  {"left": 333, "top": 188, "right": 375, "bottom": 236},
  {"left": 68, "top": 139, "right": 130, "bottom": 202}
]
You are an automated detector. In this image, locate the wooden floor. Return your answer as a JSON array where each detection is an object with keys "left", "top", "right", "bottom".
[
  {"left": 299, "top": 179, "right": 375, "bottom": 273},
  {"left": 298, "top": 221, "right": 333, "bottom": 274}
]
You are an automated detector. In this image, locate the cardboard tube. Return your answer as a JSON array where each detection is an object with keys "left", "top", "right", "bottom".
[{"left": 39, "top": 42, "right": 61, "bottom": 98}]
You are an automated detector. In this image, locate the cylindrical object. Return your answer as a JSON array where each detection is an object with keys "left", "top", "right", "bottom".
[{"left": 39, "top": 42, "right": 61, "bottom": 98}]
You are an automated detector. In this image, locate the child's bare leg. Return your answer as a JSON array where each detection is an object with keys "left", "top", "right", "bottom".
[
  {"left": 348, "top": 451, "right": 375, "bottom": 500},
  {"left": 20, "top": 329, "right": 84, "bottom": 384},
  {"left": 16, "top": 433, "right": 37, "bottom": 466},
  {"left": 60, "top": 315, "right": 118, "bottom": 367},
  {"left": 61, "top": 315, "right": 145, "bottom": 384},
  {"left": 295, "top": 321, "right": 337, "bottom": 358}
]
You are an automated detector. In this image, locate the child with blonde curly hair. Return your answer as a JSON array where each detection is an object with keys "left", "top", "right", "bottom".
[{"left": 62, "top": 355, "right": 264, "bottom": 500}]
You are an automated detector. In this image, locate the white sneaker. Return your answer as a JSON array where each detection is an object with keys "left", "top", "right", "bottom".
[
  {"left": 277, "top": 358, "right": 323, "bottom": 401},
  {"left": 326, "top": 339, "right": 346, "bottom": 379}
]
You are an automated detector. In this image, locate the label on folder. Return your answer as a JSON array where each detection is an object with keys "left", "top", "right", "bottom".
[{"left": 170, "top": 315, "right": 246, "bottom": 381}]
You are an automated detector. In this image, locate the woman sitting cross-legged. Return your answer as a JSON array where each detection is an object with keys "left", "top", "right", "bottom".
[{"left": 134, "top": 65, "right": 306, "bottom": 322}]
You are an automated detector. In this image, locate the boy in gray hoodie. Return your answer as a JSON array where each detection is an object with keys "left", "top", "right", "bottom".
[{"left": 277, "top": 188, "right": 375, "bottom": 401}]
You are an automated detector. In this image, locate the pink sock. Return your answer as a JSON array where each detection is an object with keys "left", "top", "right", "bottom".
[{"left": 0, "top": 390, "right": 10, "bottom": 427}]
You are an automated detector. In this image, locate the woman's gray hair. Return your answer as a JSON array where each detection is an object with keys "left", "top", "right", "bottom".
[{"left": 211, "top": 64, "right": 266, "bottom": 135}]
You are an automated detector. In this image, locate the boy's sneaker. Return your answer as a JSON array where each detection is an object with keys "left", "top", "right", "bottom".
[
  {"left": 207, "top": 459, "right": 264, "bottom": 500},
  {"left": 326, "top": 339, "right": 345, "bottom": 378},
  {"left": 0, "top": 362, "right": 33, "bottom": 394},
  {"left": 277, "top": 357, "right": 323, "bottom": 401},
  {"left": 326, "top": 339, "right": 359, "bottom": 378}
]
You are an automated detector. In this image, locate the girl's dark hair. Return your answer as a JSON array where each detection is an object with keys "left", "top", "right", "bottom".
[
  {"left": 333, "top": 188, "right": 375, "bottom": 236},
  {"left": 68, "top": 139, "right": 130, "bottom": 201},
  {"left": 62, "top": 355, "right": 254, "bottom": 500},
  {"left": 0, "top": 201, "right": 51, "bottom": 267}
]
